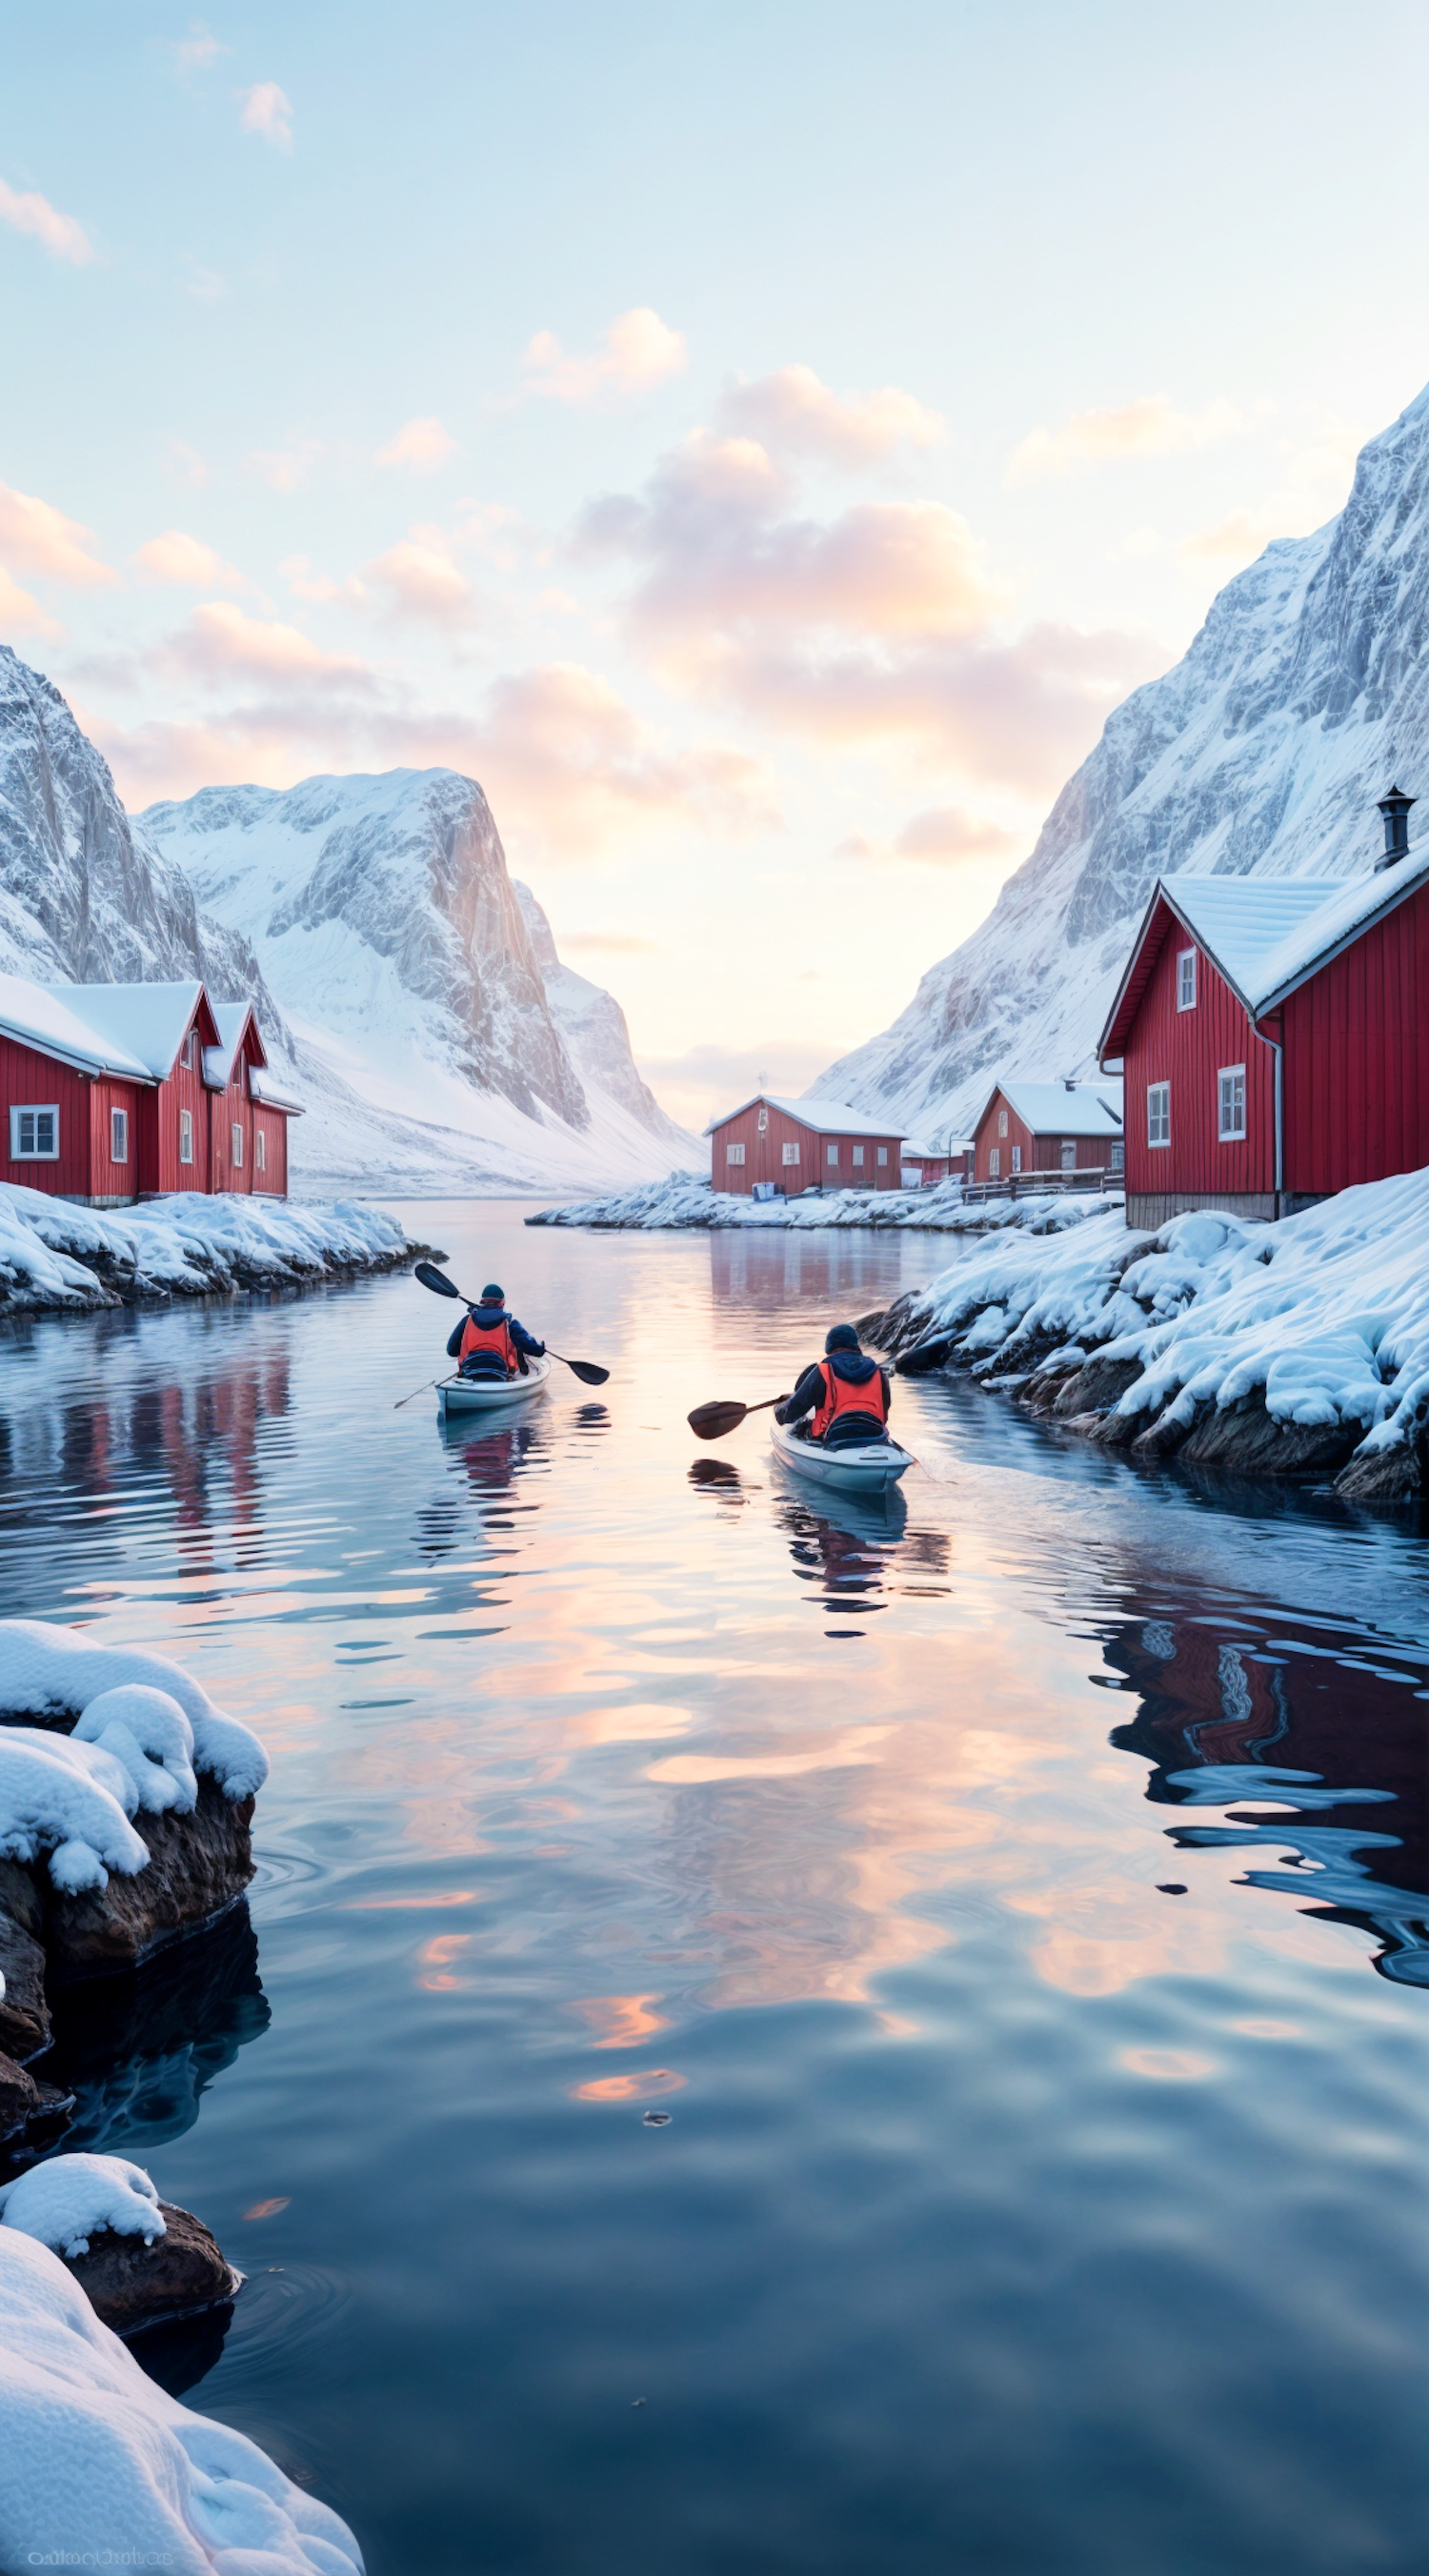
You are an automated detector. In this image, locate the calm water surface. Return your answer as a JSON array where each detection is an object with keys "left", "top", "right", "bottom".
[{"left": 2, "top": 1200, "right": 1428, "bottom": 2575}]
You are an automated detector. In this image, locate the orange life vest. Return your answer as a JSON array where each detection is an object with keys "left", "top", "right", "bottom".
[
  {"left": 812, "top": 1357, "right": 889, "bottom": 1439},
  {"left": 459, "top": 1313, "right": 518, "bottom": 1376}
]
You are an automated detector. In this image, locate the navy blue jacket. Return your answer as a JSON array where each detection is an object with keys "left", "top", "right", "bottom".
[
  {"left": 777, "top": 1349, "right": 890, "bottom": 1444},
  {"left": 447, "top": 1303, "right": 546, "bottom": 1376}
]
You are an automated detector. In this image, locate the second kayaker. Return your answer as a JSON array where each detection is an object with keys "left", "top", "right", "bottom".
[
  {"left": 775, "top": 1322, "right": 891, "bottom": 1447},
  {"left": 448, "top": 1284, "right": 547, "bottom": 1380}
]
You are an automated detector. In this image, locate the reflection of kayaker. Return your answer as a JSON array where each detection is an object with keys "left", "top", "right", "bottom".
[
  {"left": 776, "top": 1324, "right": 891, "bottom": 1447},
  {"left": 446, "top": 1284, "right": 546, "bottom": 1381}
]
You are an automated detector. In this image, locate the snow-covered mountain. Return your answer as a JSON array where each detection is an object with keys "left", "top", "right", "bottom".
[{"left": 816, "top": 382, "right": 1429, "bottom": 1141}]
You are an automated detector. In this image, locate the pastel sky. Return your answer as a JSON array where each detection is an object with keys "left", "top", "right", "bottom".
[{"left": 4, "top": 1, "right": 1429, "bottom": 1131}]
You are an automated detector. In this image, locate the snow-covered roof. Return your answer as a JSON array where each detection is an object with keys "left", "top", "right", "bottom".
[
  {"left": 704, "top": 1092, "right": 905, "bottom": 1139},
  {"left": 1251, "top": 842, "right": 1429, "bottom": 1011},
  {"left": 901, "top": 1138, "right": 974, "bottom": 1159},
  {"left": 42, "top": 981, "right": 205, "bottom": 1081},
  {"left": 1159, "top": 878, "right": 1345, "bottom": 1007},
  {"left": 980, "top": 1080, "right": 1124, "bottom": 1137},
  {"left": 0, "top": 974, "right": 154, "bottom": 1081},
  {"left": 202, "top": 1000, "right": 264, "bottom": 1090},
  {"left": 250, "top": 1066, "right": 304, "bottom": 1115}
]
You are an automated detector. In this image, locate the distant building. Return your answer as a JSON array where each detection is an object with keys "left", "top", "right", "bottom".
[
  {"left": 1098, "top": 793, "right": 1429, "bottom": 1225},
  {"left": 898, "top": 1139, "right": 974, "bottom": 1189},
  {"left": 970, "top": 1080, "right": 1124, "bottom": 1188},
  {"left": 705, "top": 1093, "right": 905, "bottom": 1196},
  {"left": 0, "top": 973, "right": 300, "bottom": 1206}
]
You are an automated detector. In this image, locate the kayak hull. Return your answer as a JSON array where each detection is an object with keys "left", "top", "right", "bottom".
[
  {"left": 436, "top": 1357, "right": 552, "bottom": 1417},
  {"left": 771, "top": 1415, "right": 914, "bottom": 1491}
]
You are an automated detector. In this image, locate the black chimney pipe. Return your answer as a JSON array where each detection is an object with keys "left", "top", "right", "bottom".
[{"left": 1377, "top": 786, "right": 1416, "bottom": 869}]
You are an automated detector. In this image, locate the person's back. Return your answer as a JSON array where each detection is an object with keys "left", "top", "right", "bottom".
[
  {"left": 447, "top": 1283, "right": 546, "bottom": 1380},
  {"left": 775, "top": 1323, "right": 890, "bottom": 1447}
]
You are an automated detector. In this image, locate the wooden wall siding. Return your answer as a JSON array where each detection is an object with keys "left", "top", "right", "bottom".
[
  {"left": 1122, "top": 922, "right": 1274, "bottom": 1199},
  {"left": 88, "top": 1077, "right": 144, "bottom": 1200},
  {"left": 1282, "top": 878, "right": 1429, "bottom": 1195},
  {"left": 709, "top": 1100, "right": 902, "bottom": 1194},
  {"left": 973, "top": 1088, "right": 1117, "bottom": 1181},
  {"left": 211, "top": 1075, "right": 256, "bottom": 1192},
  {"left": 252, "top": 1105, "right": 288, "bottom": 1194},
  {"left": 0, "top": 1036, "right": 95, "bottom": 1197},
  {"left": 147, "top": 1037, "right": 213, "bottom": 1195}
]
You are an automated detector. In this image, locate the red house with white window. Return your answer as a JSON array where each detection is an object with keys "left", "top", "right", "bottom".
[
  {"left": 0, "top": 971, "right": 301, "bottom": 1206},
  {"left": 704, "top": 1093, "right": 905, "bottom": 1196},
  {"left": 970, "top": 1080, "right": 1124, "bottom": 1186},
  {"left": 1098, "top": 791, "right": 1429, "bottom": 1227}
]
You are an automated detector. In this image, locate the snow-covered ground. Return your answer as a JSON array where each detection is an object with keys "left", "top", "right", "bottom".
[
  {"left": 875, "top": 1170, "right": 1429, "bottom": 1495},
  {"left": 0, "top": 2219, "right": 362, "bottom": 2573},
  {"left": 0, "top": 1182, "right": 414, "bottom": 1315},
  {"left": 530, "top": 1176, "right": 1123, "bottom": 1232}
]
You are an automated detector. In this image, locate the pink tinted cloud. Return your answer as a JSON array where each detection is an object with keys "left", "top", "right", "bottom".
[
  {"left": 1007, "top": 394, "right": 1256, "bottom": 485},
  {"left": 238, "top": 82, "right": 293, "bottom": 149},
  {"left": 892, "top": 807, "right": 1021, "bottom": 864},
  {"left": 152, "top": 601, "right": 376, "bottom": 693},
  {"left": 131, "top": 530, "right": 251, "bottom": 593},
  {"left": 0, "top": 481, "right": 118, "bottom": 588},
  {"left": 0, "top": 567, "right": 61, "bottom": 638},
  {"left": 716, "top": 365, "right": 944, "bottom": 468},
  {"left": 361, "top": 529, "right": 476, "bottom": 627},
  {"left": 0, "top": 178, "right": 92, "bottom": 265},
  {"left": 247, "top": 439, "right": 322, "bottom": 493},
  {"left": 373, "top": 416, "right": 457, "bottom": 473},
  {"left": 522, "top": 307, "right": 688, "bottom": 406}
]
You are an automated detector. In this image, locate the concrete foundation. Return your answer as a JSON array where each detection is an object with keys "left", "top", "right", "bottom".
[{"left": 1127, "top": 1189, "right": 1327, "bottom": 1229}]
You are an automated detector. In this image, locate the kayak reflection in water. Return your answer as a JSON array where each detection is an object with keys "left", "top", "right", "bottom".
[
  {"left": 446, "top": 1282, "right": 547, "bottom": 1380},
  {"left": 775, "top": 1322, "right": 892, "bottom": 1447}
]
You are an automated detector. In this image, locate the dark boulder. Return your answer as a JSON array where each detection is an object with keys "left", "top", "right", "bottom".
[
  {"left": 1177, "top": 1388, "right": 1362, "bottom": 1475},
  {"left": 0, "top": 2050, "right": 72, "bottom": 2150},
  {"left": 40, "top": 1776, "right": 255, "bottom": 1982},
  {"left": 0, "top": 1864, "right": 50, "bottom": 2056},
  {"left": 64, "top": 2197, "right": 238, "bottom": 2333}
]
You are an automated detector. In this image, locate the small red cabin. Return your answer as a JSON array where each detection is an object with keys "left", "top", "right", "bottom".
[
  {"left": 0, "top": 971, "right": 300, "bottom": 1207},
  {"left": 970, "top": 1081, "right": 1124, "bottom": 1187},
  {"left": 705, "top": 1093, "right": 905, "bottom": 1196},
  {"left": 1098, "top": 795, "right": 1429, "bottom": 1227},
  {"left": 898, "top": 1140, "right": 973, "bottom": 1189}
]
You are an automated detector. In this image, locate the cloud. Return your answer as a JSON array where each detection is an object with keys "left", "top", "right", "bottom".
[
  {"left": 1007, "top": 394, "right": 1257, "bottom": 485},
  {"left": 558, "top": 930, "right": 662, "bottom": 955},
  {"left": 1178, "top": 416, "right": 1364, "bottom": 566},
  {"left": 0, "top": 480, "right": 118, "bottom": 588},
  {"left": 131, "top": 530, "right": 250, "bottom": 592},
  {"left": 474, "top": 664, "right": 775, "bottom": 852},
  {"left": 0, "top": 178, "right": 93, "bottom": 266},
  {"left": 153, "top": 601, "right": 376, "bottom": 692},
  {"left": 237, "top": 81, "right": 292, "bottom": 149},
  {"left": 361, "top": 528, "right": 476, "bottom": 627},
  {"left": 373, "top": 415, "right": 456, "bottom": 473},
  {"left": 165, "top": 438, "right": 210, "bottom": 489},
  {"left": 167, "top": 19, "right": 230, "bottom": 80},
  {"left": 0, "top": 567, "right": 61, "bottom": 638},
  {"left": 522, "top": 307, "right": 687, "bottom": 406},
  {"left": 892, "top": 807, "right": 1021, "bottom": 864},
  {"left": 246, "top": 438, "right": 322, "bottom": 492},
  {"left": 183, "top": 258, "right": 226, "bottom": 302},
  {"left": 715, "top": 365, "right": 944, "bottom": 468}
]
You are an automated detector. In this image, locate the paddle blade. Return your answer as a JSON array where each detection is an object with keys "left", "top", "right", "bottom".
[
  {"left": 895, "top": 1334, "right": 956, "bottom": 1377},
  {"left": 414, "top": 1260, "right": 461, "bottom": 1299},
  {"left": 688, "top": 1399, "right": 748, "bottom": 1441},
  {"left": 563, "top": 1358, "right": 610, "bottom": 1386}
]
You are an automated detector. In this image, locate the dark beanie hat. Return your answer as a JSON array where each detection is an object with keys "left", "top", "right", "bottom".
[
  {"left": 825, "top": 1321, "right": 860, "bottom": 1355},
  {"left": 481, "top": 1283, "right": 505, "bottom": 1302}
]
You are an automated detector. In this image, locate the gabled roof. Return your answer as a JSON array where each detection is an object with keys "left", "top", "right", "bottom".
[
  {"left": 901, "top": 1137, "right": 974, "bottom": 1159},
  {"left": 35, "top": 979, "right": 217, "bottom": 1082},
  {"left": 203, "top": 1000, "right": 267, "bottom": 1091},
  {"left": 976, "top": 1079, "right": 1124, "bottom": 1138},
  {"left": 1099, "top": 846, "right": 1429, "bottom": 1058},
  {"left": 250, "top": 1065, "right": 304, "bottom": 1116},
  {"left": 704, "top": 1092, "right": 904, "bottom": 1139},
  {"left": 0, "top": 973, "right": 155, "bottom": 1079}
]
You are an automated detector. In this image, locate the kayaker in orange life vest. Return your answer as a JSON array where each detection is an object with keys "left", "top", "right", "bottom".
[
  {"left": 775, "top": 1322, "right": 891, "bottom": 1447},
  {"left": 446, "top": 1283, "right": 547, "bottom": 1380}
]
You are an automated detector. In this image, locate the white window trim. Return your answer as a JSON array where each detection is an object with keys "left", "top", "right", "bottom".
[
  {"left": 10, "top": 1104, "right": 60, "bottom": 1161},
  {"left": 178, "top": 1107, "right": 194, "bottom": 1165},
  {"left": 876, "top": 1145, "right": 888, "bottom": 1166},
  {"left": 989, "top": 1146, "right": 1001, "bottom": 1178},
  {"left": 1147, "top": 1080, "right": 1171, "bottom": 1149},
  {"left": 1011, "top": 1145, "right": 1022, "bottom": 1173},
  {"left": 725, "top": 1140, "right": 745, "bottom": 1165},
  {"left": 231, "top": 1121, "right": 244, "bottom": 1166},
  {"left": 110, "top": 1107, "right": 129, "bottom": 1164},
  {"left": 255, "top": 1127, "right": 266, "bottom": 1173},
  {"left": 1177, "top": 948, "right": 1198, "bottom": 1012},
  {"left": 826, "top": 1143, "right": 839, "bottom": 1166},
  {"left": 997, "top": 1109, "right": 1009, "bottom": 1137},
  {"left": 781, "top": 1141, "right": 799, "bottom": 1166},
  {"left": 756, "top": 1106, "right": 769, "bottom": 1133},
  {"left": 852, "top": 1144, "right": 865, "bottom": 1166},
  {"left": 1218, "top": 1063, "right": 1247, "bottom": 1143}
]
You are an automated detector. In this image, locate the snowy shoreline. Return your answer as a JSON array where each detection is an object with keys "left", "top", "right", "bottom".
[
  {"left": 529, "top": 1174, "right": 1124, "bottom": 1233},
  {"left": 0, "top": 1183, "right": 429, "bottom": 1319},
  {"left": 865, "top": 1172, "right": 1429, "bottom": 1504}
]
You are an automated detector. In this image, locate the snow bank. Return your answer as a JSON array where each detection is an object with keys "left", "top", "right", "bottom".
[
  {"left": 0, "top": 1179, "right": 412, "bottom": 1315},
  {"left": 0, "top": 2222, "right": 363, "bottom": 2573},
  {"left": 530, "top": 1174, "right": 1122, "bottom": 1234},
  {"left": 0, "top": 2152, "right": 165, "bottom": 2257},
  {"left": 0, "top": 1622, "right": 268, "bottom": 1889},
  {"left": 879, "top": 1169, "right": 1429, "bottom": 1485}
]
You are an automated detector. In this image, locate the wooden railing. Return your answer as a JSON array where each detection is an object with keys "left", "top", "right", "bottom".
[{"left": 959, "top": 1166, "right": 1123, "bottom": 1205}]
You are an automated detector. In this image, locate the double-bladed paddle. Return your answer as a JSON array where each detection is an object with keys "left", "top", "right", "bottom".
[
  {"left": 687, "top": 1394, "right": 791, "bottom": 1441},
  {"left": 413, "top": 1260, "right": 611, "bottom": 1385}
]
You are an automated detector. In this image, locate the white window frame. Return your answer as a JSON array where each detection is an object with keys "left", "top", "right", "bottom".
[
  {"left": 1147, "top": 1080, "right": 1171, "bottom": 1149},
  {"left": 1218, "top": 1063, "right": 1246, "bottom": 1143},
  {"left": 989, "top": 1146, "right": 1001, "bottom": 1178},
  {"left": 725, "top": 1140, "right": 745, "bottom": 1166},
  {"left": 10, "top": 1104, "right": 59, "bottom": 1161},
  {"left": 178, "top": 1107, "right": 193, "bottom": 1165},
  {"left": 1060, "top": 1140, "right": 1077, "bottom": 1172},
  {"left": 781, "top": 1140, "right": 799, "bottom": 1166},
  {"left": 110, "top": 1106, "right": 128, "bottom": 1164},
  {"left": 1011, "top": 1145, "right": 1022, "bottom": 1173},
  {"left": 756, "top": 1105, "right": 769, "bottom": 1134},
  {"left": 876, "top": 1145, "right": 888, "bottom": 1166},
  {"left": 852, "top": 1143, "right": 865, "bottom": 1167},
  {"left": 1177, "top": 949, "right": 1198, "bottom": 1012},
  {"left": 255, "top": 1126, "right": 267, "bottom": 1174},
  {"left": 826, "top": 1142, "right": 839, "bottom": 1167},
  {"left": 231, "top": 1121, "right": 244, "bottom": 1167},
  {"left": 1110, "top": 1139, "right": 1125, "bottom": 1173},
  {"left": 997, "top": 1108, "right": 1009, "bottom": 1137}
]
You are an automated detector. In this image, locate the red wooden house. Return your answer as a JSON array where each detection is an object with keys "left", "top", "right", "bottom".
[
  {"left": 970, "top": 1080, "right": 1124, "bottom": 1186},
  {"left": 705, "top": 1093, "right": 905, "bottom": 1196},
  {"left": 1097, "top": 792, "right": 1429, "bottom": 1227},
  {"left": 0, "top": 971, "right": 300, "bottom": 1207}
]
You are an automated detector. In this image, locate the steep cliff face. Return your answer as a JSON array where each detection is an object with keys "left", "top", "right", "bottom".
[
  {"left": 0, "top": 649, "right": 273, "bottom": 1017},
  {"left": 817, "top": 383, "right": 1429, "bottom": 1137}
]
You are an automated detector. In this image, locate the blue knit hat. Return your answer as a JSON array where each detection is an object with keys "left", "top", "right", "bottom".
[
  {"left": 825, "top": 1321, "right": 859, "bottom": 1355},
  {"left": 481, "top": 1283, "right": 505, "bottom": 1302}
]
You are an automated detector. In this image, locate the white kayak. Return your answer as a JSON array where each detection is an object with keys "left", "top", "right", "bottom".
[
  {"left": 436, "top": 1357, "right": 553, "bottom": 1418},
  {"left": 771, "top": 1415, "right": 914, "bottom": 1493}
]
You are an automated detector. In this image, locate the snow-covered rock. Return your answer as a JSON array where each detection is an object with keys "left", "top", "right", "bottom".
[
  {"left": 0, "top": 2153, "right": 165, "bottom": 2259},
  {"left": 0, "top": 1179, "right": 415, "bottom": 1314},
  {"left": 0, "top": 1621, "right": 269, "bottom": 1803},
  {"left": 0, "top": 2222, "right": 362, "bottom": 2573},
  {"left": 530, "top": 1175, "right": 1121, "bottom": 1232},
  {"left": 816, "top": 381, "right": 1429, "bottom": 1138}
]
